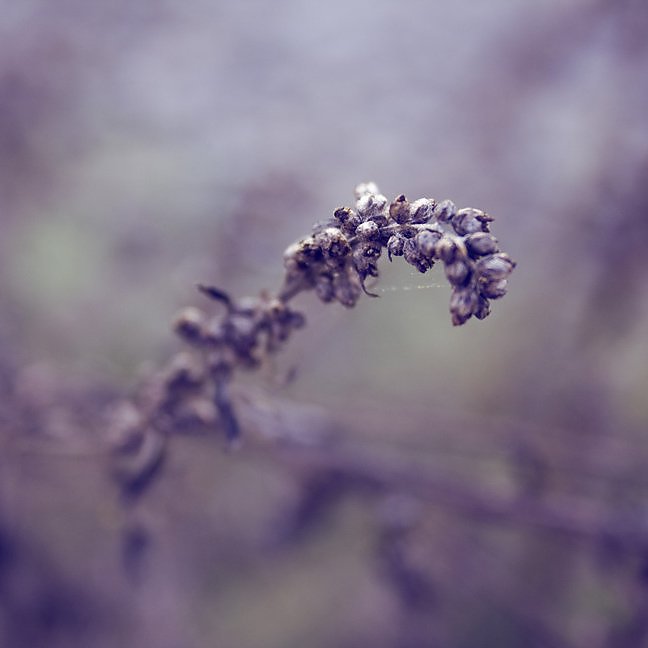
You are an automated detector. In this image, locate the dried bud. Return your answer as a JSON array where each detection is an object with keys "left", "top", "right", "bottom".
[
  {"left": 356, "top": 220, "right": 380, "bottom": 241},
  {"left": 465, "top": 232, "right": 499, "bottom": 257},
  {"left": 373, "top": 193, "right": 389, "bottom": 213},
  {"left": 353, "top": 242, "right": 381, "bottom": 275},
  {"left": 173, "top": 307, "right": 206, "bottom": 344},
  {"left": 452, "top": 208, "right": 484, "bottom": 235},
  {"left": 435, "top": 235, "right": 467, "bottom": 264},
  {"left": 346, "top": 215, "right": 363, "bottom": 234},
  {"left": 357, "top": 240, "right": 382, "bottom": 259},
  {"left": 474, "top": 294, "right": 491, "bottom": 320},
  {"left": 479, "top": 278, "right": 509, "bottom": 299},
  {"left": 298, "top": 236, "right": 324, "bottom": 263},
  {"left": 356, "top": 193, "right": 387, "bottom": 219},
  {"left": 449, "top": 287, "right": 478, "bottom": 326},
  {"left": 354, "top": 256, "right": 379, "bottom": 280},
  {"left": 365, "top": 262, "right": 379, "bottom": 277},
  {"left": 334, "top": 206, "right": 353, "bottom": 223},
  {"left": 403, "top": 238, "right": 432, "bottom": 273},
  {"left": 414, "top": 229, "right": 442, "bottom": 259},
  {"left": 433, "top": 199, "right": 456, "bottom": 223},
  {"left": 476, "top": 211, "right": 495, "bottom": 232},
  {"left": 284, "top": 237, "right": 323, "bottom": 270},
  {"left": 444, "top": 260, "right": 473, "bottom": 287},
  {"left": 389, "top": 194, "right": 410, "bottom": 224},
  {"left": 409, "top": 198, "right": 435, "bottom": 224},
  {"left": 334, "top": 207, "right": 362, "bottom": 233},
  {"left": 316, "top": 227, "right": 350, "bottom": 258},
  {"left": 387, "top": 234, "right": 405, "bottom": 260},
  {"left": 366, "top": 212, "right": 389, "bottom": 228},
  {"left": 475, "top": 253, "right": 516, "bottom": 281}
]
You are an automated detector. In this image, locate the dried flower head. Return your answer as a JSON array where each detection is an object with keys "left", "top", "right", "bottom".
[
  {"left": 280, "top": 182, "right": 516, "bottom": 326},
  {"left": 115, "top": 182, "right": 516, "bottom": 455}
]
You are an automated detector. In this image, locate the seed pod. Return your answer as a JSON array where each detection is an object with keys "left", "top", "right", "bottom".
[
  {"left": 353, "top": 242, "right": 381, "bottom": 275},
  {"left": 479, "top": 278, "right": 508, "bottom": 299},
  {"left": 477, "top": 212, "right": 494, "bottom": 232},
  {"left": 452, "top": 208, "right": 484, "bottom": 235},
  {"left": 286, "top": 236, "right": 323, "bottom": 269},
  {"left": 334, "top": 206, "right": 362, "bottom": 234},
  {"left": 444, "top": 260, "right": 473, "bottom": 287},
  {"left": 373, "top": 193, "right": 389, "bottom": 213},
  {"left": 356, "top": 220, "right": 380, "bottom": 241},
  {"left": 465, "top": 232, "right": 499, "bottom": 257},
  {"left": 364, "top": 260, "right": 379, "bottom": 277},
  {"left": 449, "top": 287, "right": 478, "bottom": 326},
  {"left": 474, "top": 294, "right": 491, "bottom": 320},
  {"left": 403, "top": 238, "right": 432, "bottom": 273},
  {"left": 352, "top": 252, "right": 369, "bottom": 274},
  {"left": 334, "top": 206, "right": 353, "bottom": 223},
  {"left": 173, "top": 307, "right": 206, "bottom": 345},
  {"left": 415, "top": 229, "right": 442, "bottom": 259},
  {"left": 433, "top": 199, "right": 456, "bottom": 223},
  {"left": 356, "top": 193, "right": 386, "bottom": 219},
  {"left": 359, "top": 240, "right": 382, "bottom": 258},
  {"left": 316, "top": 227, "right": 350, "bottom": 258},
  {"left": 366, "top": 212, "right": 389, "bottom": 229},
  {"left": 410, "top": 198, "right": 435, "bottom": 224},
  {"left": 354, "top": 181, "right": 381, "bottom": 200},
  {"left": 435, "top": 235, "right": 467, "bottom": 264},
  {"left": 475, "top": 253, "right": 516, "bottom": 280},
  {"left": 387, "top": 234, "right": 405, "bottom": 260},
  {"left": 389, "top": 194, "right": 411, "bottom": 224}
]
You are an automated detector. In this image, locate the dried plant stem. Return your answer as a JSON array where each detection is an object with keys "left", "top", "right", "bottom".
[
  {"left": 109, "top": 182, "right": 516, "bottom": 496},
  {"left": 258, "top": 439, "right": 648, "bottom": 548}
]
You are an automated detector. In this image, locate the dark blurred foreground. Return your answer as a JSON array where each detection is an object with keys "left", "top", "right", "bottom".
[{"left": 2, "top": 1, "right": 648, "bottom": 646}]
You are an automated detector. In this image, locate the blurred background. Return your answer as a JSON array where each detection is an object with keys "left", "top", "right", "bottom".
[{"left": 2, "top": 0, "right": 648, "bottom": 646}]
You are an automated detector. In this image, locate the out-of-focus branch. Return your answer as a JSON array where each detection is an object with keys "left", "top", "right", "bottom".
[{"left": 253, "top": 439, "right": 648, "bottom": 549}]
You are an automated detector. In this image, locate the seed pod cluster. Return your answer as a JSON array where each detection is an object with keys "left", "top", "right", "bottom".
[
  {"left": 162, "top": 182, "right": 516, "bottom": 446},
  {"left": 281, "top": 183, "right": 515, "bottom": 325},
  {"left": 174, "top": 289, "right": 305, "bottom": 377}
]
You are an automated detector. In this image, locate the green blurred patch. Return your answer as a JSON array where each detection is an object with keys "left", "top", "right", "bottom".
[{"left": 11, "top": 215, "right": 108, "bottom": 306}]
